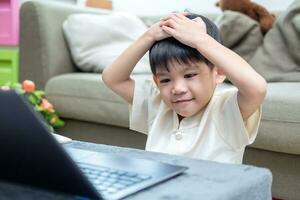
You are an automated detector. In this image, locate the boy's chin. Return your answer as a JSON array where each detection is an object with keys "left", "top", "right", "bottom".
[
  {"left": 176, "top": 106, "right": 206, "bottom": 118},
  {"left": 176, "top": 111, "right": 200, "bottom": 119}
]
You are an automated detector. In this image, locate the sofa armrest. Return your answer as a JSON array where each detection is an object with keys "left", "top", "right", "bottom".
[{"left": 20, "top": 0, "right": 110, "bottom": 88}]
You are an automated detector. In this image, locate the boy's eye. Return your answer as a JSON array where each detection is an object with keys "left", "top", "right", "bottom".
[
  {"left": 184, "top": 73, "right": 197, "bottom": 79},
  {"left": 159, "top": 79, "right": 170, "bottom": 83}
]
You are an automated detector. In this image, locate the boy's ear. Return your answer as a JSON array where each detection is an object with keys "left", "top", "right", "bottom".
[
  {"left": 152, "top": 75, "right": 159, "bottom": 86},
  {"left": 215, "top": 67, "right": 226, "bottom": 84}
]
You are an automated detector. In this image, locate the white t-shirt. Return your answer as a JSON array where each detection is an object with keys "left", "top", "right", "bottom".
[{"left": 129, "top": 80, "right": 261, "bottom": 164}]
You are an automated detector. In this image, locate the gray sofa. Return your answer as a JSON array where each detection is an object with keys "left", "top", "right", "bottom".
[{"left": 20, "top": 1, "right": 300, "bottom": 199}]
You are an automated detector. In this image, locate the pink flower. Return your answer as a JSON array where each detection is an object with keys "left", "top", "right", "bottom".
[
  {"left": 22, "top": 80, "right": 36, "bottom": 93},
  {"left": 40, "top": 98, "right": 54, "bottom": 110}
]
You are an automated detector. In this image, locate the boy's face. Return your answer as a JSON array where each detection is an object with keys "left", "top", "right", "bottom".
[{"left": 154, "top": 61, "right": 224, "bottom": 118}]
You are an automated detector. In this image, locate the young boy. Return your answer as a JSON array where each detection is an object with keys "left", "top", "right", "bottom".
[{"left": 102, "top": 12, "right": 267, "bottom": 164}]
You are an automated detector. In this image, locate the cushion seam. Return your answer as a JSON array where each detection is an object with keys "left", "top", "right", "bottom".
[{"left": 262, "top": 118, "right": 300, "bottom": 124}]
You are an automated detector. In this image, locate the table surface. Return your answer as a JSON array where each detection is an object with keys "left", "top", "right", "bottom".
[{"left": 0, "top": 141, "right": 272, "bottom": 200}]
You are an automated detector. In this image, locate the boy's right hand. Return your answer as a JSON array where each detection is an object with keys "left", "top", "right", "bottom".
[{"left": 146, "top": 21, "right": 171, "bottom": 42}]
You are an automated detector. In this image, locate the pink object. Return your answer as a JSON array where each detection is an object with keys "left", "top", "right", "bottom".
[
  {"left": 21, "top": 80, "right": 36, "bottom": 93},
  {"left": 0, "top": 0, "right": 19, "bottom": 46}
]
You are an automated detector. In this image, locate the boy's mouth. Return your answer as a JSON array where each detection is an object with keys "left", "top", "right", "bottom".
[{"left": 172, "top": 98, "right": 194, "bottom": 104}]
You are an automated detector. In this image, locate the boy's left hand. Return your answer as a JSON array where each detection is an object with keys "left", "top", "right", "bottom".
[{"left": 160, "top": 13, "right": 207, "bottom": 48}]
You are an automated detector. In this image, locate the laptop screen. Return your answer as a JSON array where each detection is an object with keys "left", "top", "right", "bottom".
[{"left": 0, "top": 91, "right": 101, "bottom": 199}]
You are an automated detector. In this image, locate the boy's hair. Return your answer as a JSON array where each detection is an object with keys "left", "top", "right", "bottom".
[{"left": 149, "top": 13, "right": 222, "bottom": 75}]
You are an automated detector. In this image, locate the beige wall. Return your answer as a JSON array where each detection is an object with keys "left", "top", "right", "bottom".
[{"left": 21, "top": 0, "right": 295, "bottom": 16}]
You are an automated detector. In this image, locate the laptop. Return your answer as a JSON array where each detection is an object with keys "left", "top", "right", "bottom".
[{"left": 0, "top": 90, "right": 187, "bottom": 200}]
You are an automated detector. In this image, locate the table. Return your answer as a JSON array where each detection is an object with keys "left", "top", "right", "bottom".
[{"left": 0, "top": 141, "right": 272, "bottom": 200}]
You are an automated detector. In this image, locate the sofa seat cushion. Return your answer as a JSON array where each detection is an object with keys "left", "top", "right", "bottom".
[
  {"left": 46, "top": 76, "right": 300, "bottom": 155},
  {"left": 45, "top": 73, "right": 152, "bottom": 128},
  {"left": 252, "top": 82, "right": 300, "bottom": 155}
]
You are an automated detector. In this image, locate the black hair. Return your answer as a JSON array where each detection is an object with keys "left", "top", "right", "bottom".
[{"left": 149, "top": 13, "right": 222, "bottom": 75}]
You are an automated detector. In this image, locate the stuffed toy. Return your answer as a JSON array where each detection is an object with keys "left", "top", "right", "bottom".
[{"left": 216, "top": 0, "right": 276, "bottom": 34}]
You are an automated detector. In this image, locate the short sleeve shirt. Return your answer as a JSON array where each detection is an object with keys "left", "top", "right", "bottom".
[{"left": 129, "top": 80, "right": 262, "bottom": 164}]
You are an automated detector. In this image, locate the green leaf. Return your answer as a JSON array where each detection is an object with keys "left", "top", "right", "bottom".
[
  {"left": 11, "top": 83, "right": 22, "bottom": 90},
  {"left": 27, "top": 93, "right": 40, "bottom": 105},
  {"left": 45, "top": 112, "right": 54, "bottom": 120},
  {"left": 31, "top": 92, "right": 43, "bottom": 103},
  {"left": 34, "top": 105, "right": 43, "bottom": 112},
  {"left": 52, "top": 118, "right": 65, "bottom": 127},
  {"left": 33, "top": 90, "right": 45, "bottom": 99}
]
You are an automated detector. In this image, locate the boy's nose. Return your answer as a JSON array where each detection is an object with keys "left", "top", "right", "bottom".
[{"left": 172, "top": 81, "right": 188, "bottom": 95}]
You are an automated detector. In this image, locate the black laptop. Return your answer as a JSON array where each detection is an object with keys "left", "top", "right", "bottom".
[{"left": 0, "top": 91, "right": 187, "bottom": 200}]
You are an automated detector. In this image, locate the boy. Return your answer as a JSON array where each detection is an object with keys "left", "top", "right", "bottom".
[{"left": 102, "top": 12, "right": 267, "bottom": 164}]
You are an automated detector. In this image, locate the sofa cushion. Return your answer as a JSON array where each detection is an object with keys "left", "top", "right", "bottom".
[
  {"left": 63, "top": 12, "right": 151, "bottom": 74},
  {"left": 215, "top": 11, "right": 263, "bottom": 62},
  {"left": 45, "top": 73, "right": 152, "bottom": 128},
  {"left": 249, "top": 0, "right": 300, "bottom": 82},
  {"left": 46, "top": 76, "right": 300, "bottom": 155},
  {"left": 252, "top": 82, "right": 300, "bottom": 155}
]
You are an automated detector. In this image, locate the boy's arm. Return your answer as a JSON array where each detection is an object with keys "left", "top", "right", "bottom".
[
  {"left": 160, "top": 14, "right": 267, "bottom": 120},
  {"left": 196, "top": 36, "right": 267, "bottom": 120},
  {"left": 102, "top": 34, "right": 153, "bottom": 104},
  {"left": 102, "top": 23, "right": 170, "bottom": 104}
]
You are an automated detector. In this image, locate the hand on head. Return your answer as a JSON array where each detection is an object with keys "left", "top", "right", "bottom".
[
  {"left": 146, "top": 21, "right": 171, "bottom": 43},
  {"left": 159, "top": 12, "right": 207, "bottom": 48}
]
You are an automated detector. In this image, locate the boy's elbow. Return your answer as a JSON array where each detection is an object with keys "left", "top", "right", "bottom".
[
  {"left": 102, "top": 67, "right": 122, "bottom": 90},
  {"left": 101, "top": 68, "right": 111, "bottom": 87},
  {"left": 256, "top": 77, "right": 267, "bottom": 101}
]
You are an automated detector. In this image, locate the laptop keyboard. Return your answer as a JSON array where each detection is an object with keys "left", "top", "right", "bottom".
[{"left": 78, "top": 163, "right": 152, "bottom": 197}]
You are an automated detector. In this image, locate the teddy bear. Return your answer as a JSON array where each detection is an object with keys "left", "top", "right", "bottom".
[{"left": 216, "top": 0, "right": 276, "bottom": 34}]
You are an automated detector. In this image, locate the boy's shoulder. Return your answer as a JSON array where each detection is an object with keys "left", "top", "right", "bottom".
[
  {"left": 213, "top": 84, "right": 237, "bottom": 98},
  {"left": 209, "top": 84, "right": 239, "bottom": 112},
  {"left": 133, "top": 79, "right": 162, "bottom": 108},
  {"left": 135, "top": 78, "right": 159, "bottom": 95}
]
